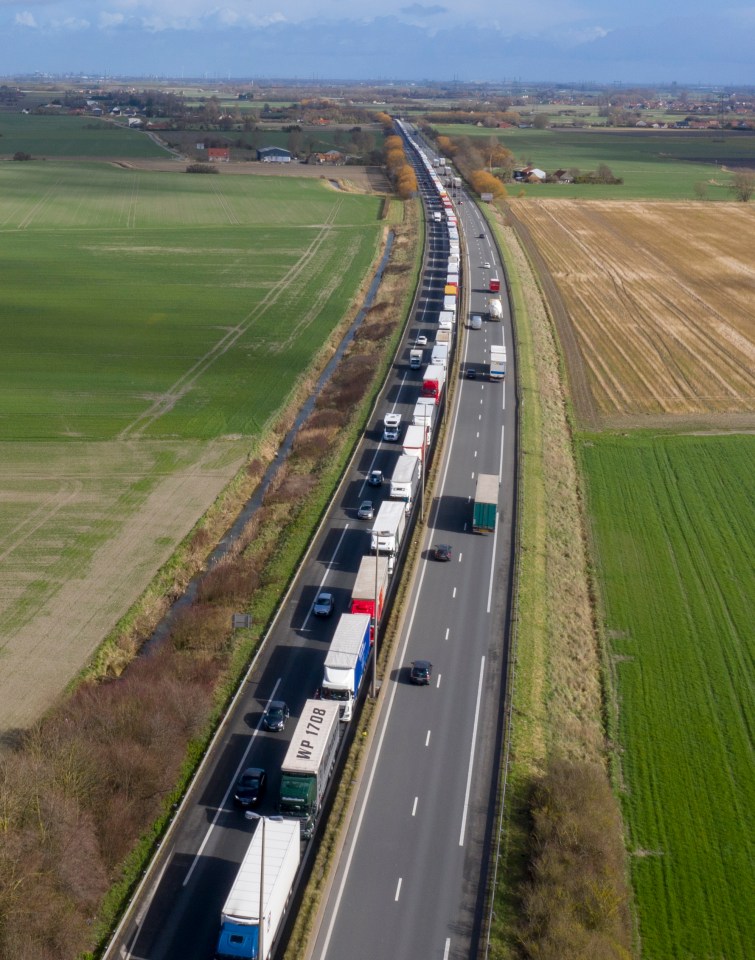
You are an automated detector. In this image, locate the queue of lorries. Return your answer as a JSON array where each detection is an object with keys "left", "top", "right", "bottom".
[{"left": 214, "top": 123, "right": 501, "bottom": 960}]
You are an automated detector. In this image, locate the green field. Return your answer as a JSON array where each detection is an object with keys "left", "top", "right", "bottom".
[
  {"left": 0, "top": 161, "right": 384, "bottom": 728},
  {"left": 581, "top": 433, "right": 754, "bottom": 959},
  {"left": 0, "top": 113, "right": 169, "bottom": 158},
  {"left": 436, "top": 124, "right": 754, "bottom": 199},
  {"left": 0, "top": 163, "right": 382, "bottom": 440}
]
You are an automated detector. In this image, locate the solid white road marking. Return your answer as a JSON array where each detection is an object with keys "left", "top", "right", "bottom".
[
  {"left": 459, "top": 656, "right": 486, "bottom": 847},
  {"left": 183, "top": 678, "right": 282, "bottom": 887},
  {"left": 443, "top": 938, "right": 451, "bottom": 960},
  {"left": 487, "top": 513, "right": 500, "bottom": 615}
]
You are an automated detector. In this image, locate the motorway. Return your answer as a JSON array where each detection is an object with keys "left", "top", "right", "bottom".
[{"left": 108, "top": 131, "right": 516, "bottom": 960}]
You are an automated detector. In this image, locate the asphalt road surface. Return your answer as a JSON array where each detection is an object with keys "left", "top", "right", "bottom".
[{"left": 106, "top": 128, "right": 515, "bottom": 960}]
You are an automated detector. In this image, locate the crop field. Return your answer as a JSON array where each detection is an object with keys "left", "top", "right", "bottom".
[
  {"left": 437, "top": 124, "right": 755, "bottom": 199},
  {"left": 507, "top": 199, "right": 755, "bottom": 427},
  {"left": 0, "top": 162, "right": 384, "bottom": 730},
  {"left": 0, "top": 113, "right": 169, "bottom": 158},
  {"left": 581, "top": 434, "right": 754, "bottom": 960}
]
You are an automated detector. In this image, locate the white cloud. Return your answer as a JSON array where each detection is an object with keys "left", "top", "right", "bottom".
[{"left": 14, "top": 11, "right": 37, "bottom": 27}]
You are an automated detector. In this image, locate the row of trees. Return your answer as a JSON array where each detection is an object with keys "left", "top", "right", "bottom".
[
  {"left": 434, "top": 131, "right": 508, "bottom": 198},
  {"left": 384, "top": 134, "right": 418, "bottom": 200}
]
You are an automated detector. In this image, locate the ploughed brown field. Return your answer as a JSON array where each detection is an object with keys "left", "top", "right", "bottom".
[{"left": 507, "top": 199, "right": 755, "bottom": 428}]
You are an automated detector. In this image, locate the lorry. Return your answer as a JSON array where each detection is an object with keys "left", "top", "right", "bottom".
[
  {"left": 320, "top": 613, "right": 371, "bottom": 721},
  {"left": 389, "top": 453, "right": 421, "bottom": 508},
  {"left": 473, "top": 473, "right": 498, "bottom": 533},
  {"left": 350, "top": 554, "right": 390, "bottom": 629},
  {"left": 438, "top": 309, "right": 455, "bottom": 328},
  {"left": 370, "top": 499, "right": 407, "bottom": 556},
  {"left": 409, "top": 348, "right": 423, "bottom": 369},
  {"left": 489, "top": 277, "right": 501, "bottom": 293},
  {"left": 421, "top": 364, "right": 446, "bottom": 404},
  {"left": 488, "top": 296, "right": 503, "bottom": 321},
  {"left": 443, "top": 295, "right": 457, "bottom": 314},
  {"left": 278, "top": 699, "right": 340, "bottom": 839},
  {"left": 431, "top": 342, "right": 449, "bottom": 369},
  {"left": 383, "top": 412, "right": 402, "bottom": 442},
  {"left": 435, "top": 328, "right": 451, "bottom": 346},
  {"left": 215, "top": 819, "right": 301, "bottom": 960},
  {"left": 412, "top": 398, "right": 435, "bottom": 437},
  {"left": 444, "top": 284, "right": 457, "bottom": 298},
  {"left": 489, "top": 344, "right": 507, "bottom": 381},
  {"left": 403, "top": 422, "right": 429, "bottom": 463}
]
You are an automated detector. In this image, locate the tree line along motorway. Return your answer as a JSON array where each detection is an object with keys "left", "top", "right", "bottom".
[{"left": 105, "top": 128, "right": 516, "bottom": 960}]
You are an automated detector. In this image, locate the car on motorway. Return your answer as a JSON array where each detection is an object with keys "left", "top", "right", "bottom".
[
  {"left": 410, "top": 660, "right": 433, "bottom": 685},
  {"left": 478, "top": 232, "right": 485, "bottom": 238},
  {"left": 433, "top": 543, "right": 453, "bottom": 562},
  {"left": 262, "top": 701, "right": 290, "bottom": 732},
  {"left": 416, "top": 334, "right": 428, "bottom": 346},
  {"left": 357, "top": 499, "right": 374, "bottom": 520},
  {"left": 313, "top": 591, "right": 335, "bottom": 617},
  {"left": 233, "top": 767, "right": 267, "bottom": 808},
  {"left": 483, "top": 261, "right": 491, "bottom": 269},
  {"left": 368, "top": 469, "right": 383, "bottom": 487},
  {"left": 467, "top": 367, "right": 477, "bottom": 379},
  {"left": 470, "top": 314, "right": 482, "bottom": 330}
]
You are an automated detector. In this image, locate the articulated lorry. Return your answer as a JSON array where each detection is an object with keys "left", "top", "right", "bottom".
[
  {"left": 370, "top": 499, "right": 407, "bottom": 556},
  {"left": 421, "top": 364, "right": 446, "bottom": 405},
  {"left": 278, "top": 700, "right": 340, "bottom": 839},
  {"left": 488, "top": 297, "right": 503, "bottom": 321},
  {"left": 431, "top": 342, "right": 449, "bottom": 369},
  {"left": 489, "top": 344, "right": 507, "bottom": 381},
  {"left": 473, "top": 473, "right": 499, "bottom": 533},
  {"left": 403, "top": 422, "right": 429, "bottom": 463},
  {"left": 350, "top": 554, "right": 390, "bottom": 630},
  {"left": 412, "top": 398, "right": 435, "bottom": 436},
  {"left": 215, "top": 819, "right": 301, "bottom": 960},
  {"left": 320, "top": 613, "right": 371, "bottom": 722},
  {"left": 389, "top": 453, "right": 421, "bottom": 508}
]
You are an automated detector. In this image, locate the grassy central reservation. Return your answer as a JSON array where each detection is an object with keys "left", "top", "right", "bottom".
[{"left": 0, "top": 159, "right": 383, "bottom": 729}]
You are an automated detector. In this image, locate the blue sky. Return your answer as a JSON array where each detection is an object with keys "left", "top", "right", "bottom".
[{"left": 2, "top": 1, "right": 754, "bottom": 85}]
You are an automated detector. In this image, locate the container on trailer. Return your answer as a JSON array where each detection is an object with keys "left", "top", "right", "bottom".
[{"left": 473, "top": 473, "right": 498, "bottom": 533}]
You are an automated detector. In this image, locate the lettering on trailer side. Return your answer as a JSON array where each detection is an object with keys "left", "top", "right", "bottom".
[{"left": 296, "top": 707, "right": 328, "bottom": 757}]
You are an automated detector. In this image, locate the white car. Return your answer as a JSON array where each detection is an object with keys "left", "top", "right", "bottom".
[
  {"left": 416, "top": 334, "right": 428, "bottom": 346},
  {"left": 483, "top": 261, "right": 491, "bottom": 269}
]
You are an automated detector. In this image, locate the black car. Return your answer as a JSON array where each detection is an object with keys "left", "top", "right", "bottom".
[
  {"left": 467, "top": 367, "right": 477, "bottom": 379},
  {"left": 410, "top": 660, "right": 433, "bottom": 685},
  {"left": 368, "top": 469, "right": 383, "bottom": 487},
  {"left": 233, "top": 767, "right": 266, "bottom": 808},
  {"left": 262, "top": 700, "right": 290, "bottom": 732},
  {"left": 313, "top": 591, "right": 335, "bottom": 617},
  {"left": 433, "top": 543, "right": 453, "bottom": 562}
]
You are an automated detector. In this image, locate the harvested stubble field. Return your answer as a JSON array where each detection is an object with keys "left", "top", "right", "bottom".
[
  {"left": 507, "top": 199, "right": 755, "bottom": 429},
  {"left": 0, "top": 162, "right": 384, "bottom": 732},
  {"left": 581, "top": 434, "right": 754, "bottom": 960}
]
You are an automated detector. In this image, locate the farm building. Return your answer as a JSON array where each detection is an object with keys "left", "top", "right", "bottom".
[
  {"left": 207, "top": 147, "right": 230, "bottom": 162},
  {"left": 258, "top": 146, "right": 293, "bottom": 163}
]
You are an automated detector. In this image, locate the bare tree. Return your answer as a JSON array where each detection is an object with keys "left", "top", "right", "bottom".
[{"left": 730, "top": 170, "right": 755, "bottom": 202}]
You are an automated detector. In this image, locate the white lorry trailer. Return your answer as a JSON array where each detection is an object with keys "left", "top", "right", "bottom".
[
  {"left": 431, "top": 342, "right": 449, "bottom": 369},
  {"left": 389, "top": 453, "right": 421, "bottom": 508},
  {"left": 215, "top": 819, "right": 301, "bottom": 960},
  {"left": 489, "top": 344, "right": 507, "bottom": 381},
  {"left": 320, "top": 613, "right": 371, "bottom": 722},
  {"left": 370, "top": 499, "right": 407, "bottom": 555}
]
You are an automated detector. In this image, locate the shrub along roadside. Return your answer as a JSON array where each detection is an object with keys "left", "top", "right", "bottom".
[
  {"left": 481, "top": 203, "right": 631, "bottom": 959},
  {"left": 0, "top": 202, "right": 422, "bottom": 960}
]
